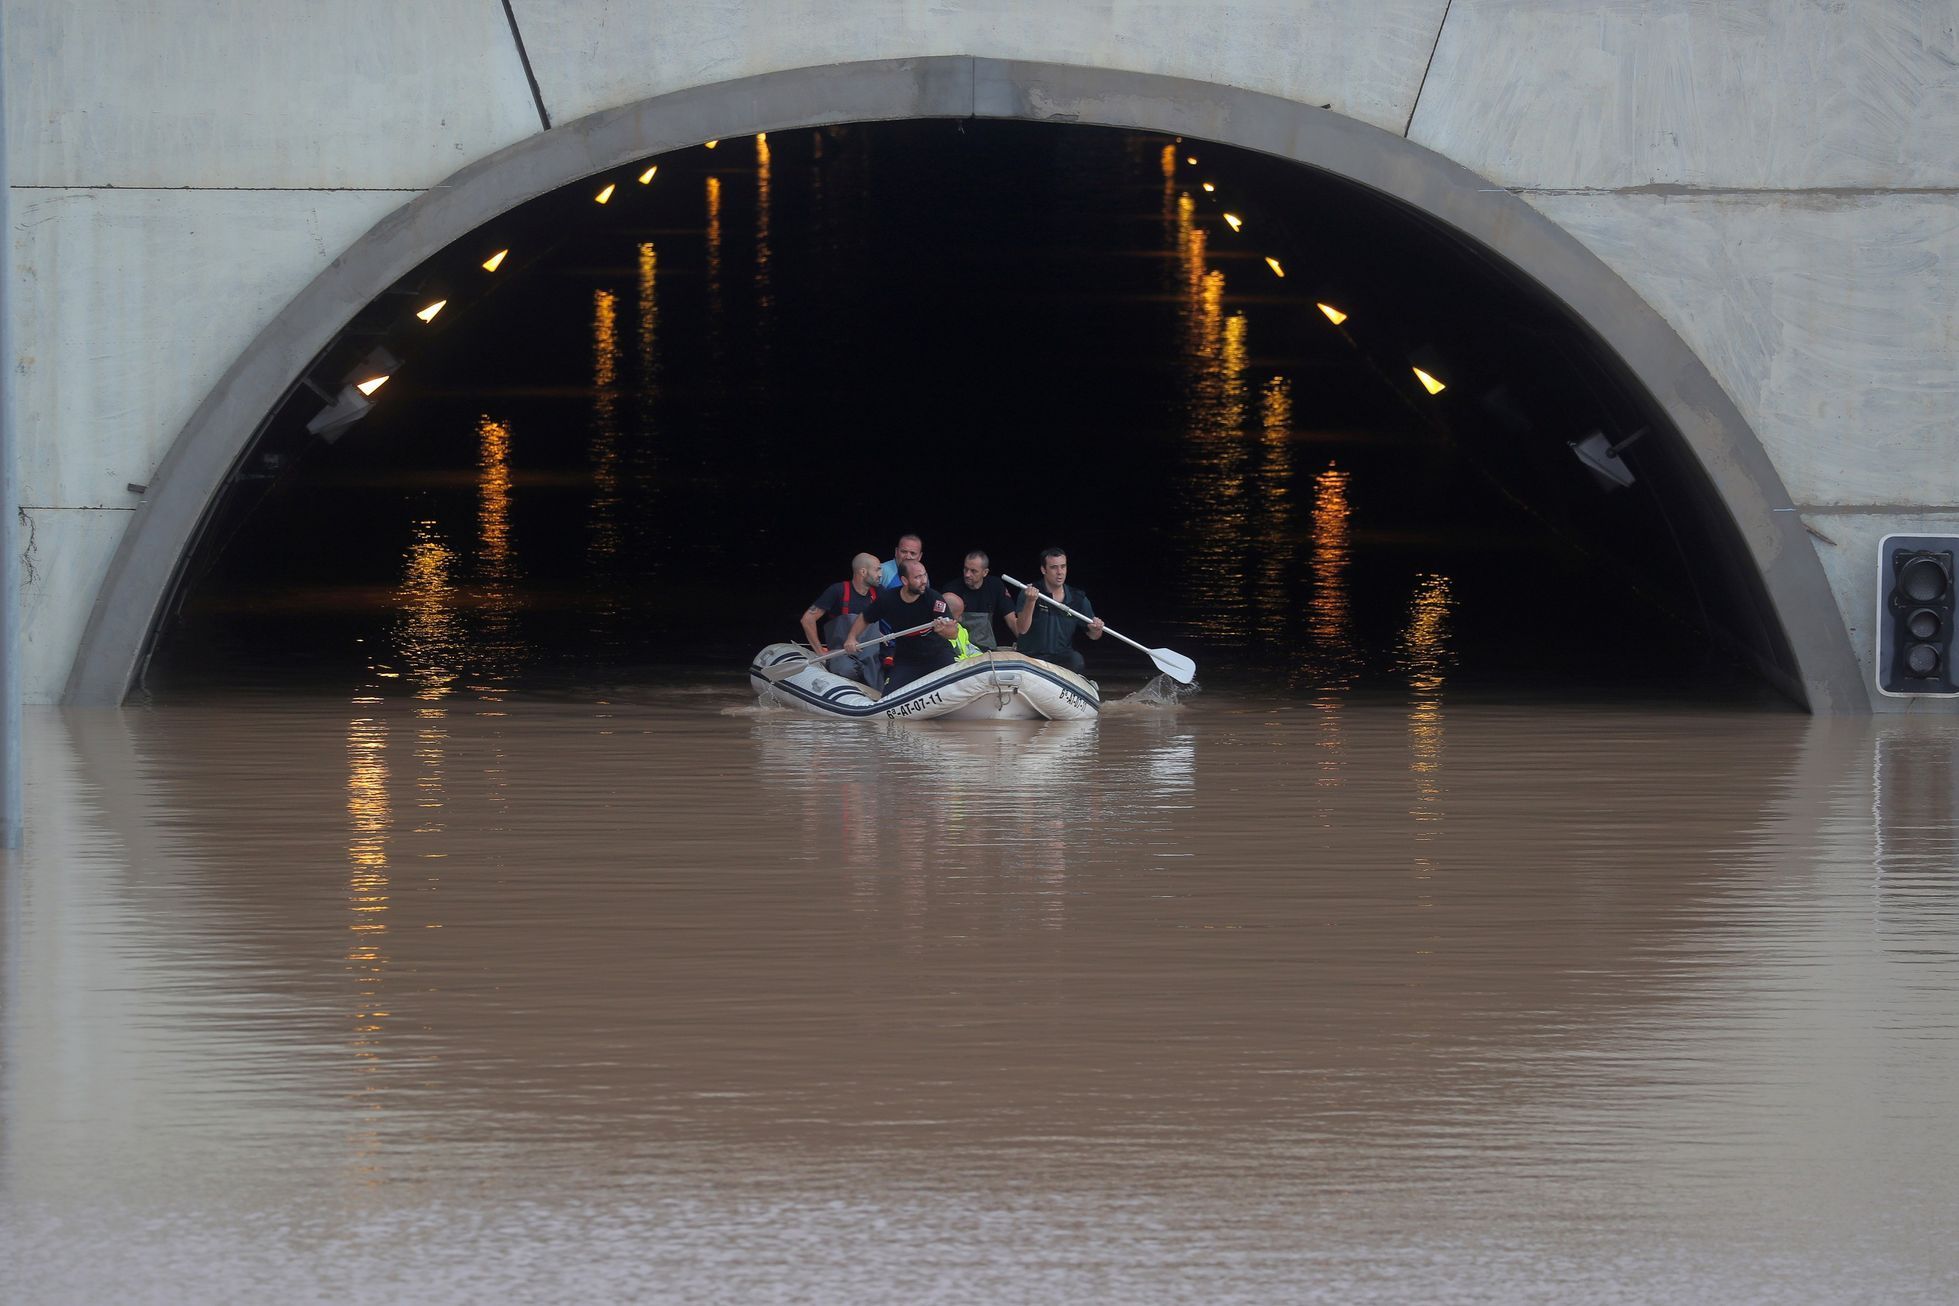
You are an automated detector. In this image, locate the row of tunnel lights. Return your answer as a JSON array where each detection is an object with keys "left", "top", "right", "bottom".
[
  {"left": 336, "top": 141, "right": 740, "bottom": 404},
  {"left": 1178, "top": 146, "right": 1448, "bottom": 398},
  {"left": 333, "top": 133, "right": 1447, "bottom": 419}
]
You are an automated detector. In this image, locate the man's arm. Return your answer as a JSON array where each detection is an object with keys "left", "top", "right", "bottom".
[
  {"left": 800, "top": 606, "right": 827, "bottom": 652},
  {"left": 843, "top": 613, "right": 872, "bottom": 653},
  {"left": 1007, "top": 584, "right": 1039, "bottom": 636},
  {"left": 1080, "top": 592, "right": 1105, "bottom": 639}
]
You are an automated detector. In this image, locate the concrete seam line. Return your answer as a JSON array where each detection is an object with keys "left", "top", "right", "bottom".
[
  {"left": 1404, "top": 0, "right": 1454, "bottom": 139},
  {"left": 501, "top": 0, "right": 552, "bottom": 132}
]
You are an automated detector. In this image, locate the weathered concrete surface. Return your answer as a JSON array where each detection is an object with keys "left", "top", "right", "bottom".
[
  {"left": 13, "top": 189, "right": 405, "bottom": 506},
  {"left": 11, "top": 188, "right": 408, "bottom": 695},
  {"left": 1531, "top": 191, "right": 1959, "bottom": 508},
  {"left": 18, "top": 507, "right": 125, "bottom": 696},
  {"left": 6, "top": 0, "right": 541, "bottom": 188},
  {"left": 6, "top": 0, "right": 1956, "bottom": 710},
  {"left": 1413, "top": 0, "right": 1959, "bottom": 190},
  {"left": 510, "top": 0, "right": 1448, "bottom": 135}
]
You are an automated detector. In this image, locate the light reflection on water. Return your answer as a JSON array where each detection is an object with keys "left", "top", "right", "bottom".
[{"left": 5, "top": 697, "right": 1958, "bottom": 1301}]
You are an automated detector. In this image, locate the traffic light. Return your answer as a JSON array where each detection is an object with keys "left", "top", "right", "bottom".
[{"left": 1877, "top": 534, "right": 1958, "bottom": 697}]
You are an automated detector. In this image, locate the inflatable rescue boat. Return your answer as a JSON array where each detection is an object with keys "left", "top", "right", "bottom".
[{"left": 748, "top": 644, "right": 1100, "bottom": 721}]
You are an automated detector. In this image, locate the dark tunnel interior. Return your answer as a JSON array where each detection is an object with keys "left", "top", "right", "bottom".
[{"left": 145, "top": 119, "right": 1800, "bottom": 707}]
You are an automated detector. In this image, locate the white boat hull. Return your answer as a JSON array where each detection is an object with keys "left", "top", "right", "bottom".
[{"left": 748, "top": 645, "right": 1099, "bottom": 720}]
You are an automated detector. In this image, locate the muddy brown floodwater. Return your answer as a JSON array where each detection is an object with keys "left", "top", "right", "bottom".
[{"left": 5, "top": 688, "right": 1958, "bottom": 1303}]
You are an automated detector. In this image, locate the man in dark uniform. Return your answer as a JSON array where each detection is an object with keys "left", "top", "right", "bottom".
[
  {"left": 1008, "top": 547, "right": 1104, "bottom": 673},
  {"left": 799, "top": 553, "right": 882, "bottom": 686},
  {"left": 844, "top": 560, "right": 959, "bottom": 691},
  {"left": 953, "top": 550, "right": 1014, "bottom": 652}
]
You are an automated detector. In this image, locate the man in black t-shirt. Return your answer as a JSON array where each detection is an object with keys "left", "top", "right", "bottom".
[
  {"left": 844, "top": 560, "right": 959, "bottom": 690},
  {"left": 954, "top": 550, "right": 1014, "bottom": 652}
]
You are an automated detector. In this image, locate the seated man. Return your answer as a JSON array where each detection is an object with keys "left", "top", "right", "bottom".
[
  {"left": 877, "top": 533, "right": 964, "bottom": 618},
  {"left": 798, "top": 553, "right": 882, "bottom": 686},
  {"left": 952, "top": 549, "right": 1013, "bottom": 652},
  {"left": 844, "top": 560, "right": 959, "bottom": 691},
  {"left": 1007, "top": 547, "right": 1104, "bottom": 673}
]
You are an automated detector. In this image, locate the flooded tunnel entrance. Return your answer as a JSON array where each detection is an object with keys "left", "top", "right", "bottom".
[{"left": 145, "top": 119, "right": 1797, "bottom": 706}]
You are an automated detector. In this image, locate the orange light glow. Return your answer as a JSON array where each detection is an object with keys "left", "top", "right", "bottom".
[
  {"left": 1264, "top": 257, "right": 1286, "bottom": 278},
  {"left": 481, "top": 249, "right": 508, "bottom": 272}
]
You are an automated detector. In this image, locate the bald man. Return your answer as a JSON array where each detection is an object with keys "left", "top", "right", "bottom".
[{"left": 801, "top": 553, "right": 884, "bottom": 687}]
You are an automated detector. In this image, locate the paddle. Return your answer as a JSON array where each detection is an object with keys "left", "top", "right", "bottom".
[
  {"left": 1001, "top": 574, "right": 1197, "bottom": 684},
  {"left": 760, "top": 621, "right": 939, "bottom": 682}
]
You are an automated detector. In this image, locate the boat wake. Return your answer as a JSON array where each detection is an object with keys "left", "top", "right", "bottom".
[{"left": 1102, "top": 674, "right": 1200, "bottom": 713}]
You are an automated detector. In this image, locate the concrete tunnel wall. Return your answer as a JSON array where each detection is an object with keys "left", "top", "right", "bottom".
[{"left": 7, "top": 1, "right": 1957, "bottom": 710}]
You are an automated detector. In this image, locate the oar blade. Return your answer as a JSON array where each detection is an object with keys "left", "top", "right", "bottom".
[
  {"left": 1149, "top": 647, "right": 1197, "bottom": 684},
  {"left": 760, "top": 650, "right": 818, "bottom": 682}
]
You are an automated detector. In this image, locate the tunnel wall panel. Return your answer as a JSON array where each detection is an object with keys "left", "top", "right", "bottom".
[
  {"left": 1528, "top": 191, "right": 1959, "bottom": 510},
  {"left": 13, "top": 188, "right": 405, "bottom": 508},
  {"left": 1413, "top": 0, "right": 1959, "bottom": 190},
  {"left": 2, "top": 0, "right": 542, "bottom": 189},
  {"left": 508, "top": 0, "right": 1449, "bottom": 137}
]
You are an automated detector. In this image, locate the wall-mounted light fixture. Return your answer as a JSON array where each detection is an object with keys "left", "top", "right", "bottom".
[
  {"left": 305, "top": 348, "right": 399, "bottom": 441},
  {"left": 1567, "top": 427, "right": 1646, "bottom": 491}
]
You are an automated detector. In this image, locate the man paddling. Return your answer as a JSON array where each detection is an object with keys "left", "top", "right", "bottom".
[
  {"left": 845, "top": 560, "right": 959, "bottom": 690},
  {"left": 799, "top": 553, "right": 882, "bottom": 686},
  {"left": 1008, "top": 548, "right": 1104, "bottom": 673}
]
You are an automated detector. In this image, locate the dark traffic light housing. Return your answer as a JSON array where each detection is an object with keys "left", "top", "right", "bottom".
[{"left": 1877, "top": 534, "right": 1958, "bottom": 697}]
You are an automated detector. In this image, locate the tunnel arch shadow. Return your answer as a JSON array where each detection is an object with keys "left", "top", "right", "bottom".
[{"left": 66, "top": 57, "right": 1865, "bottom": 711}]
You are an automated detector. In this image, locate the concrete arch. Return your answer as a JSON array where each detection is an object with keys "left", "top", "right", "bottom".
[{"left": 64, "top": 57, "right": 1868, "bottom": 710}]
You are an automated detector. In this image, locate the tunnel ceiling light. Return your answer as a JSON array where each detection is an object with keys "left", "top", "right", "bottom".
[
  {"left": 1412, "top": 366, "right": 1447, "bottom": 395},
  {"left": 1264, "top": 257, "right": 1286, "bottom": 278},
  {"left": 1201, "top": 182, "right": 1216, "bottom": 193},
  {"left": 638, "top": 165, "right": 658, "bottom": 184},
  {"left": 1223, "top": 212, "right": 1243, "bottom": 232},
  {"left": 756, "top": 132, "right": 767, "bottom": 143},
  {"left": 416, "top": 299, "right": 447, "bottom": 323},
  {"left": 704, "top": 139, "right": 719, "bottom": 149},
  {"left": 481, "top": 248, "right": 509, "bottom": 272},
  {"left": 594, "top": 182, "right": 616, "bottom": 204},
  {"left": 1316, "top": 303, "right": 1348, "bottom": 325},
  {"left": 355, "top": 374, "right": 390, "bottom": 397},
  {"left": 1185, "top": 155, "right": 1198, "bottom": 165}
]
